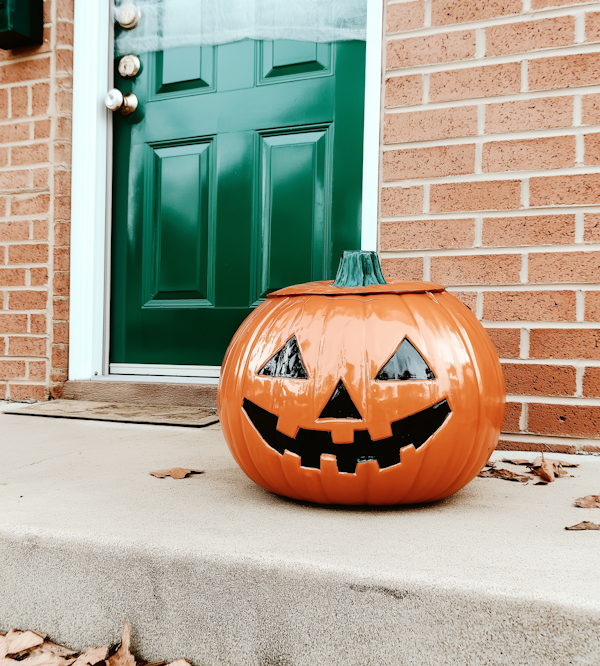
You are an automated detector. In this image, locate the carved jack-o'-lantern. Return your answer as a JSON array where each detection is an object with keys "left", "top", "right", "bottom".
[{"left": 218, "top": 251, "right": 505, "bottom": 505}]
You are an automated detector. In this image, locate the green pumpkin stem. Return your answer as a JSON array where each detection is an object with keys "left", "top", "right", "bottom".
[{"left": 332, "top": 250, "right": 387, "bottom": 288}]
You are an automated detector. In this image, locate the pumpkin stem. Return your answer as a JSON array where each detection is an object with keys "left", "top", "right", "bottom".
[{"left": 332, "top": 251, "right": 387, "bottom": 288}]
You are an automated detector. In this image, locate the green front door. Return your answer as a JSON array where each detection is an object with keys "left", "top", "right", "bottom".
[{"left": 111, "top": 40, "right": 366, "bottom": 367}]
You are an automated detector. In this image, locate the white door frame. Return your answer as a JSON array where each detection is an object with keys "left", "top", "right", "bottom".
[{"left": 68, "top": 0, "right": 384, "bottom": 382}]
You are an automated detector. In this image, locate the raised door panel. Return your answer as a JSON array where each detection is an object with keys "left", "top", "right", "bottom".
[
  {"left": 155, "top": 45, "right": 215, "bottom": 95},
  {"left": 143, "top": 141, "right": 214, "bottom": 308},
  {"left": 252, "top": 127, "right": 330, "bottom": 303},
  {"left": 260, "top": 40, "right": 331, "bottom": 82}
]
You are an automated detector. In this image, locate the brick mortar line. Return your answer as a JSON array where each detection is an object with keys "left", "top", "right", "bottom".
[
  {"left": 384, "top": 84, "right": 600, "bottom": 111},
  {"left": 386, "top": 3, "right": 600, "bottom": 40},
  {"left": 506, "top": 394, "right": 600, "bottom": 405},
  {"left": 380, "top": 245, "right": 600, "bottom": 256},
  {"left": 385, "top": 40, "right": 600, "bottom": 76},
  {"left": 382, "top": 128, "right": 600, "bottom": 151},
  {"left": 499, "top": 432, "right": 600, "bottom": 445},
  {"left": 480, "top": 321, "right": 600, "bottom": 328},
  {"left": 500, "top": 358, "right": 600, "bottom": 367},
  {"left": 381, "top": 207, "right": 600, "bottom": 220}
]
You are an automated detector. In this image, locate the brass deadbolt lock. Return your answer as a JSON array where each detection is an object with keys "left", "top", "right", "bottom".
[{"left": 118, "top": 54, "right": 141, "bottom": 78}]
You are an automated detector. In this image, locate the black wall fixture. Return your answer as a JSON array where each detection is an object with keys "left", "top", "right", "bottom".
[{"left": 0, "top": 0, "right": 43, "bottom": 50}]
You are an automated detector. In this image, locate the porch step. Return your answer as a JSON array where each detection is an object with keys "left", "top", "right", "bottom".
[
  {"left": 1, "top": 409, "right": 599, "bottom": 666},
  {"left": 61, "top": 380, "right": 218, "bottom": 408}
]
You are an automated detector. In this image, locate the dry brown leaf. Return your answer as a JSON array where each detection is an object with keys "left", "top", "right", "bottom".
[
  {"left": 530, "top": 456, "right": 578, "bottom": 469},
  {"left": 501, "top": 458, "right": 531, "bottom": 466},
  {"left": 72, "top": 646, "right": 109, "bottom": 666},
  {"left": 477, "top": 468, "right": 529, "bottom": 482},
  {"left": 10, "top": 654, "right": 75, "bottom": 666},
  {"left": 150, "top": 468, "right": 204, "bottom": 480},
  {"left": 106, "top": 622, "right": 135, "bottom": 666},
  {"left": 5, "top": 630, "right": 45, "bottom": 656},
  {"left": 575, "top": 495, "right": 600, "bottom": 509},
  {"left": 534, "top": 458, "right": 556, "bottom": 483},
  {"left": 565, "top": 521, "right": 600, "bottom": 530}
]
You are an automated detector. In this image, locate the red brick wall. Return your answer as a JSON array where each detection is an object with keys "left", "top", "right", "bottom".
[
  {"left": 381, "top": 0, "right": 600, "bottom": 453},
  {"left": 0, "top": 0, "right": 72, "bottom": 401}
]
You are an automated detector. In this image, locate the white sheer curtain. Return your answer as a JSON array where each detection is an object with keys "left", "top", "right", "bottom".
[{"left": 114, "top": 0, "right": 367, "bottom": 56}]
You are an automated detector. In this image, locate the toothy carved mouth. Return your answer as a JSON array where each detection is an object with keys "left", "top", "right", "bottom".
[{"left": 242, "top": 398, "right": 451, "bottom": 474}]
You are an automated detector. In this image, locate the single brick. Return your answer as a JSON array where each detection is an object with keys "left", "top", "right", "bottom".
[
  {"left": 57, "top": 20, "right": 75, "bottom": 46},
  {"left": 502, "top": 401, "right": 522, "bottom": 432},
  {"left": 34, "top": 119, "right": 51, "bottom": 140},
  {"left": 30, "top": 267, "right": 48, "bottom": 286},
  {"left": 32, "top": 220, "right": 48, "bottom": 240},
  {"left": 486, "top": 328, "right": 520, "bottom": 358},
  {"left": 502, "top": 362, "right": 576, "bottom": 396},
  {"left": 0, "top": 147, "right": 7, "bottom": 167},
  {"left": 54, "top": 170, "right": 71, "bottom": 196},
  {"left": 53, "top": 298, "right": 69, "bottom": 321},
  {"left": 582, "top": 93, "right": 600, "bottom": 125},
  {"left": 485, "top": 16, "right": 574, "bottom": 57},
  {"left": 387, "top": 30, "right": 475, "bottom": 69},
  {"left": 529, "top": 53, "right": 600, "bottom": 92},
  {"left": 447, "top": 290, "right": 477, "bottom": 311},
  {"left": 380, "top": 218, "right": 474, "bottom": 251},
  {"left": 51, "top": 369, "right": 68, "bottom": 385},
  {"left": 0, "top": 57, "right": 50, "bottom": 85},
  {"left": 57, "top": 0, "right": 75, "bottom": 20},
  {"left": 483, "top": 135, "right": 575, "bottom": 173},
  {"left": 31, "top": 82, "right": 50, "bottom": 115},
  {"left": 53, "top": 322, "right": 69, "bottom": 345},
  {"left": 10, "top": 86, "right": 28, "bottom": 118},
  {"left": 432, "top": 0, "right": 521, "bottom": 26},
  {"left": 582, "top": 443, "right": 600, "bottom": 453},
  {"left": 529, "top": 251, "right": 600, "bottom": 284},
  {"left": 0, "top": 122, "right": 30, "bottom": 144},
  {"left": 54, "top": 272, "right": 69, "bottom": 297},
  {"left": 530, "top": 329, "right": 600, "bottom": 359},
  {"left": 8, "top": 243, "right": 48, "bottom": 264},
  {"left": 54, "top": 222, "right": 70, "bottom": 246},
  {"left": 430, "top": 63, "right": 521, "bottom": 103},
  {"left": 11, "top": 143, "right": 49, "bottom": 166},
  {"left": 430, "top": 180, "right": 521, "bottom": 213},
  {"left": 56, "top": 49, "right": 73, "bottom": 74},
  {"left": 483, "top": 291, "right": 576, "bottom": 321},
  {"left": 584, "top": 213, "right": 600, "bottom": 243},
  {"left": 30, "top": 314, "right": 47, "bottom": 334},
  {"left": 431, "top": 254, "right": 521, "bottom": 286},
  {"left": 54, "top": 142, "right": 72, "bottom": 165},
  {"left": 586, "top": 291, "right": 600, "bottom": 321},
  {"left": 583, "top": 367, "right": 600, "bottom": 397},
  {"left": 8, "top": 336, "right": 46, "bottom": 356},
  {"left": 586, "top": 11, "right": 600, "bottom": 42},
  {"left": 0, "top": 360, "right": 26, "bottom": 380},
  {"left": 528, "top": 403, "right": 600, "bottom": 438},
  {"left": 9, "top": 384, "right": 47, "bottom": 401},
  {"left": 0, "top": 268, "right": 26, "bottom": 286},
  {"left": 532, "top": 0, "right": 595, "bottom": 8},
  {"left": 10, "top": 194, "right": 50, "bottom": 216},
  {"left": 0, "top": 170, "right": 29, "bottom": 191},
  {"left": 385, "top": 75, "right": 423, "bottom": 108},
  {"left": 384, "top": 106, "right": 477, "bottom": 144},
  {"left": 0, "top": 314, "right": 27, "bottom": 333},
  {"left": 496, "top": 440, "right": 577, "bottom": 454},
  {"left": 483, "top": 215, "right": 575, "bottom": 247},
  {"left": 0, "top": 89, "right": 7, "bottom": 120},
  {"left": 56, "top": 117, "right": 73, "bottom": 141},
  {"left": 386, "top": 1, "right": 424, "bottom": 33},
  {"left": 383, "top": 144, "right": 475, "bottom": 181},
  {"left": 52, "top": 344, "right": 69, "bottom": 369},
  {"left": 54, "top": 247, "right": 70, "bottom": 271},
  {"left": 28, "top": 360, "right": 46, "bottom": 381},
  {"left": 54, "top": 196, "right": 72, "bottom": 220},
  {"left": 381, "top": 257, "right": 423, "bottom": 282},
  {"left": 381, "top": 186, "right": 423, "bottom": 216},
  {"left": 584, "top": 133, "right": 600, "bottom": 165},
  {"left": 9, "top": 290, "right": 47, "bottom": 310},
  {"left": 530, "top": 173, "right": 600, "bottom": 207},
  {"left": 33, "top": 168, "right": 49, "bottom": 189}
]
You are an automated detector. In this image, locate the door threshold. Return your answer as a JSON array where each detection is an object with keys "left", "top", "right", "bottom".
[
  {"left": 100, "top": 374, "right": 219, "bottom": 385},
  {"left": 108, "top": 363, "right": 220, "bottom": 383}
]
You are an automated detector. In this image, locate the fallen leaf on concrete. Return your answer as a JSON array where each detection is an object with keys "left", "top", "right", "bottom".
[
  {"left": 5, "top": 631, "right": 45, "bottom": 656},
  {"left": 531, "top": 456, "right": 577, "bottom": 469},
  {"left": 150, "top": 468, "right": 204, "bottom": 479},
  {"left": 532, "top": 458, "right": 557, "bottom": 483},
  {"left": 477, "top": 468, "right": 529, "bottom": 482},
  {"left": 501, "top": 458, "right": 531, "bottom": 466},
  {"left": 107, "top": 622, "right": 135, "bottom": 666},
  {"left": 72, "top": 646, "right": 109, "bottom": 666},
  {"left": 575, "top": 495, "right": 600, "bottom": 508},
  {"left": 565, "top": 521, "right": 600, "bottom": 530}
]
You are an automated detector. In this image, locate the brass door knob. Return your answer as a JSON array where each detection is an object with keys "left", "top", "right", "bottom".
[
  {"left": 115, "top": 3, "right": 141, "bottom": 30},
  {"left": 118, "top": 54, "right": 141, "bottom": 78},
  {"left": 105, "top": 89, "right": 138, "bottom": 116}
]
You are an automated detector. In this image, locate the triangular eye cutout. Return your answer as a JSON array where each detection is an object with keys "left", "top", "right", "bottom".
[
  {"left": 258, "top": 336, "right": 308, "bottom": 379},
  {"left": 376, "top": 338, "right": 435, "bottom": 381},
  {"left": 319, "top": 380, "right": 362, "bottom": 420}
]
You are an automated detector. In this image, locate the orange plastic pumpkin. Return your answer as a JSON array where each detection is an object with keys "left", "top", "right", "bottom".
[{"left": 218, "top": 251, "right": 505, "bottom": 505}]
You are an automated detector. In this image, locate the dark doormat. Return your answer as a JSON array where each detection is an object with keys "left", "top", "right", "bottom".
[{"left": 3, "top": 400, "right": 219, "bottom": 427}]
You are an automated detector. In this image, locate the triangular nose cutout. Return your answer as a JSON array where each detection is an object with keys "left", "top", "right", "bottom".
[{"left": 319, "top": 380, "right": 362, "bottom": 420}]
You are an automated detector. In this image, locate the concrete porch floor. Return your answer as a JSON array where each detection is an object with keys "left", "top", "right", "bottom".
[{"left": 0, "top": 403, "right": 599, "bottom": 666}]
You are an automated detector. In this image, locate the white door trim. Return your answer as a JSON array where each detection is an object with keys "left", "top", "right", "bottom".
[{"left": 68, "top": 0, "right": 384, "bottom": 382}]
